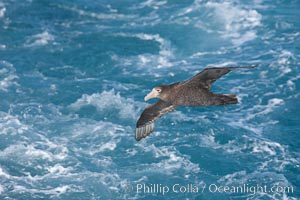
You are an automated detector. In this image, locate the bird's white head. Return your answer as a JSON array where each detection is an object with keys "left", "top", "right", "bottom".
[{"left": 144, "top": 86, "right": 162, "bottom": 101}]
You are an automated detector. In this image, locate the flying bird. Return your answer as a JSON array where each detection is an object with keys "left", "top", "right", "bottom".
[{"left": 135, "top": 66, "right": 256, "bottom": 141}]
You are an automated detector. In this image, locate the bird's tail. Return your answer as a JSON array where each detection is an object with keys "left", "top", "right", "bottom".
[{"left": 214, "top": 94, "right": 238, "bottom": 105}]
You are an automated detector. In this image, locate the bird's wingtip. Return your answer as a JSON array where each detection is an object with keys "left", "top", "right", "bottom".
[
  {"left": 204, "top": 65, "right": 257, "bottom": 70},
  {"left": 135, "top": 123, "right": 155, "bottom": 141},
  {"left": 244, "top": 65, "right": 257, "bottom": 68},
  {"left": 231, "top": 65, "right": 257, "bottom": 69}
]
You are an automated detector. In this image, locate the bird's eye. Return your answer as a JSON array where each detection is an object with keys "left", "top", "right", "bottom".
[{"left": 156, "top": 88, "right": 161, "bottom": 93}]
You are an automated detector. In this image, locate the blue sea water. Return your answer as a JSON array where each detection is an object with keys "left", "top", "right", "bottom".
[{"left": 0, "top": 0, "right": 299, "bottom": 199}]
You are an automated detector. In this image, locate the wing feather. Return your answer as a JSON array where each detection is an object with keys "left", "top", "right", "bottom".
[
  {"left": 183, "top": 66, "right": 256, "bottom": 89},
  {"left": 135, "top": 100, "right": 176, "bottom": 141}
]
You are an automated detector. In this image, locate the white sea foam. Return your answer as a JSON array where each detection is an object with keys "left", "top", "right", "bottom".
[
  {"left": 0, "top": 2, "right": 5, "bottom": 18},
  {"left": 135, "top": 143, "right": 200, "bottom": 175},
  {"left": 135, "top": 33, "right": 172, "bottom": 58},
  {"left": 0, "top": 112, "right": 29, "bottom": 135},
  {"left": 125, "top": 148, "right": 138, "bottom": 156},
  {"left": 227, "top": 98, "right": 284, "bottom": 135},
  {"left": 46, "top": 164, "right": 72, "bottom": 175},
  {"left": 199, "top": 130, "right": 299, "bottom": 173},
  {"left": 271, "top": 50, "right": 294, "bottom": 78},
  {"left": 99, "top": 141, "right": 117, "bottom": 152},
  {"left": 0, "top": 185, "right": 3, "bottom": 195},
  {"left": 59, "top": 5, "right": 136, "bottom": 20},
  {"left": 251, "top": 139, "right": 284, "bottom": 156},
  {"left": 218, "top": 170, "right": 247, "bottom": 185},
  {"left": 0, "top": 162, "right": 76, "bottom": 196},
  {"left": 25, "top": 31, "right": 54, "bottom": 47},
  {"left": 66, "top": 120, "right": 126, "bottom": 157},
  {"left": 0, "top": 167, "right": 10, "bottom": 179},
  {"left": 205, "top": 2, "right": 262, "bottom": 45},
  {"left": 26, "top": 145, "right": 55, "bottom": 160},
  {"left": 114, "top": 33, "right": 173, "bottom": 69},
  {"left": 0, "top": 114, "right": 70, "bottom": 162},
  {"left": 218, "top": 170, "right": 296, "bottom": 199},
  {"left": 259, "top": 49, "right": 294, "bottom": 81},
  {"left": 0, "top": 143, "right": 67, "bottom": 162},
  {"left": 171, "top": 1, "right": 262, "bottom": 45},
  {"left": 0, "top": 7, "right": 5, "bottom": 18},
  {"left": 191, "top": 48, "right": 229, "bottom": 58},
  {"left": 200, "top": 130, "right": 284, "bottom": 156},
  {"left": 286, "top": 73, "right": 300, "bottom": 92},
  {"left": 219, "top": 170, "right": 289, "bottom": 186},
  {"left": 9, "top": 169, "right": 124, "bottom": 198},
  {"left": 0, "top": 110, "right": 70, "bottom": 165},
  {"left": 169, "top": 0, "right": 202, "bottom": 25},
  {"left": 137, "top": 0, "right": 167, "bottom": 10},
  {"left": 169, "top": 110, "right": 212, "bottom": 124},
  {"left": 0, "top": 126, "right": 100, "bottom": 196},
  {"left": 70, "top": 89, "right": 140, "bottom": 120},
  {"left": 13, "top": 185, "right": 72, "bottom": 197},
  {"left": 0, "top": 132, "right": 124, "bottom": 198},
  {"left": 246, "top": 98, "right": 284, "bottom": 120},
  {"left": 0, "top": 44, "right": 6, "bottom": 50},
  {"left": 0, "top": 61, "right": 18, "bottom": 91}
]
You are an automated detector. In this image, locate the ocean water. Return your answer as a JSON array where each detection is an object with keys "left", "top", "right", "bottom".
[{"left": 0, "top": 0, "right": 299, "bottom": 199}]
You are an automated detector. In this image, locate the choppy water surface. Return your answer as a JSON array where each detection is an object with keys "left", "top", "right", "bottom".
[{"left": 0, "top": 0, "right": 299, "bottom": 199}]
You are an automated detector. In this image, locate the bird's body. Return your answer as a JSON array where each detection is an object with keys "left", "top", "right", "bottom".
[
  {"left": 162, "top": 83, "right": 235, "bottom": 106},
  {"left": 153, "top": 84, "right": 228, "bottom": 106},
  {"left": 135, "top": 66, "right": 255, "bottom": 141}
]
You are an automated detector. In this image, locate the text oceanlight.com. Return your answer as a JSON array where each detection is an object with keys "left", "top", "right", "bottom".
[{"left": 134, "top": 183, "right": 294, "bottom": 195}]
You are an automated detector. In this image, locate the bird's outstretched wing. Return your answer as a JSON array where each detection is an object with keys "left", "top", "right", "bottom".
[
  {"left": 183, "top": 66, "right": 256, "bottom": 89},
  {"left": 136, "top": 100, "right": 176, "bottom": 141}
]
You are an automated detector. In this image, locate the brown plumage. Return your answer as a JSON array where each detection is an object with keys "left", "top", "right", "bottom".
[{"left": 135, "top": 66, "right": 256, "bottom": 141}]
